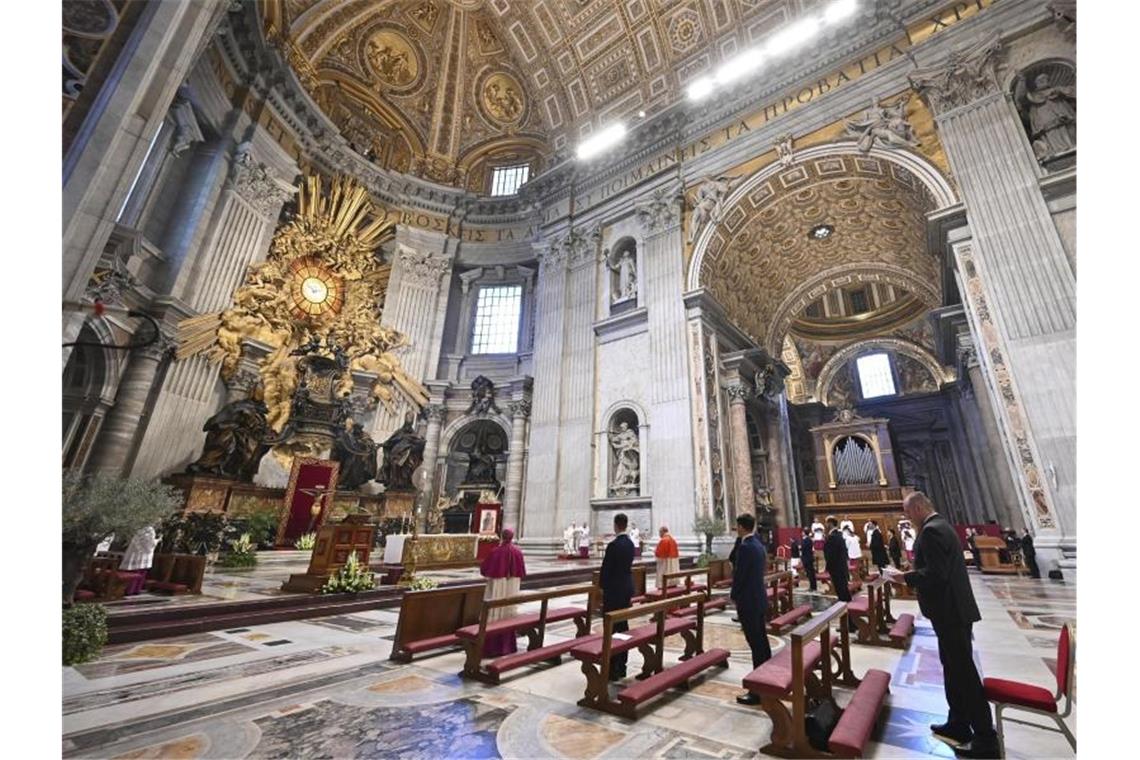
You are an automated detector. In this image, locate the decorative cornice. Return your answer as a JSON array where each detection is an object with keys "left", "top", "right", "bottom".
[{"left": 908, "top": 32, "right": 1005, "bottom": 117}]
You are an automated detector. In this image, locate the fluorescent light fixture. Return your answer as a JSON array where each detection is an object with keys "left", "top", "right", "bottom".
[
  {"left": 576, "top": 123, "right": 627, "bottom": 160},
  {"left": 824, "top": 0, "right": 858, "bottom": 24},
  {"left": 687, "top": 76, "right": 715, "bottom": 101},
  {"left": 766, "top": 17, "right": 821, "bottom": 56},
  {"left": 715, "top": 47, "right": 765, "bottom": 86}
]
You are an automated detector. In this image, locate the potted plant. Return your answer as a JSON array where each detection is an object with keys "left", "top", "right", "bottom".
[
  {"left": 62, "top": 471, "right": 181, "bottom": 606},
  {"left": 693, "top": 512, "right": 725, "bottom": 558},
  {"left": 216, "top": 532, "right": 258, "bottom": 569},
  {"left": 294, "top": 532, "right": 316, "bottom": 551}
]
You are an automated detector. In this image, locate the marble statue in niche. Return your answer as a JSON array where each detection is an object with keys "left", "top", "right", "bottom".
[
  {"left": 1015, "top": 69, "right": 1076, "bottom": 164},
  {"left": 609, "top": 419, "right": 640, "bottom": 496},
  {"left": 845, "top": 95, "right": 920, "bottom": 153},
  {"left": 605, "top": 245, "right": 637, "bottom": 303}
]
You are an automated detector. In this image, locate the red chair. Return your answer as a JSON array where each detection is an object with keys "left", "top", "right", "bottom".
[{"left": 983, "top": 623, "right": 1075, "bottom": 757}]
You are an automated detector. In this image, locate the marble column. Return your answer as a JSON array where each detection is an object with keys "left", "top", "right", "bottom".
[
  {"left": 420, "top": 403, "right": 447, "bottom": 507},
  {"left": 522, "top": 237, "right": 569, "bottom": 539},
  {"left": 130, "top": 147, "right": 294, "bottom": 479},
  {"left": 911, "top": 35, "right": 1075, "bottom": 562},
  {"left": 371, "top": 233, "right": 454, "bottom": 439},
  {"left": 504, "top": 400, "right": 531, "bottom": 531},
  {"left": 962, "top": 352, "right": 1023, "bottom": 531},
  {"left": 764, "top": 395, "right": 796, "bottom": 528},
  {"left": 636, "top": 187, "right": 697, "bottom": 539},
  {"left": 64, "top": 0, "right": 225, "bottom": 352},
  {"left": 724, "top": 384, "right": 754, "bottom": 515},
  {"left": 87, "top": 335, "right": 174, "bottom": 476}
]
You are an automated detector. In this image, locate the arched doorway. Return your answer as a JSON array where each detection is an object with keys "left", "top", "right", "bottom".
[{"left": 441, "top": 418, "right": 509, "bottom": 500}]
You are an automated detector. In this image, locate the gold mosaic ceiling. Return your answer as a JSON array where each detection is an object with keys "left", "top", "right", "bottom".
[
  {"left": 265, "top": 0, "right": 824, "bottom": 190},
  {"left": 698, "top": 154, "right": 942, "bottom": 352}
]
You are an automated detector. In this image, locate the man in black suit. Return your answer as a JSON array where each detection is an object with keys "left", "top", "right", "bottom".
[
  {"left": 885, "top": 492, "right": 998, "bottom": 759},
  {"left": 731, "top": 513, "right": 771, "bottom": 704},
  {"left": 800, "top": 527, "right": 817, "bottom": 591},
  {"left": 869, "top": 520, "right": 889, "bottom": 573},
  {"left": 599, "top": 512, "right": 635, "bottom": 680},
  {"left": 823, "top": 516, "right": 851, "bottom": 602}
]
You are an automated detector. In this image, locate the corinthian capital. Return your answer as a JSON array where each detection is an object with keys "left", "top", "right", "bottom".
[
  {"left": 396, "top": 244, "right": 452, "bottom": 288},
  {"left": 508, "top": 400, "right": 532, "bottom": 419},
  {"left": 636, "top": 182, "right": 684, "bottom": 235},
  {"left": 228, "top": 142, "right": 297, "bottom": 218},
  {"left": 908, "top": 32, "right": 1005, "bottom": 116}
]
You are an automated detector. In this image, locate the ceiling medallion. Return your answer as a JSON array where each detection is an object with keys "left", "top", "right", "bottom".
[
  {"left": 480, "top": 71, "right": 526, "bottom": 125},
  {"left": 364, "top": 29, "right": 423, "bottom": 93},
  {"left": 808, "top": 224, "right": 834, "bottom": 240}
]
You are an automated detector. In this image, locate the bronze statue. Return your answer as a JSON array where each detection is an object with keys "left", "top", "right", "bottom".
[
  {"left": 378, "top": 411, "right": 425, "bottom": 490},
  {"left": 186, "top": 398, "right": 270, "bottom": 481},
  {"left": 332, "top": 421, "right": 379, "bottom": 490},
  {"left": 463, "top": 443, "right": 499, "bottom": 485}
]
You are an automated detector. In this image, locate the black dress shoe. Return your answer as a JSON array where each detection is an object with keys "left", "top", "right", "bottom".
[
  {"left": 736, "top": 692, "right": 761, "bottom": 705},
  {"left": 731, "top": 615, "right": 740, "bottom": 623},
  {"left": 930, "top": 722, "right": 973, "bottom": 745},
  {"left": 951, "top": 738, "right": 1001, "bottom": 758}
]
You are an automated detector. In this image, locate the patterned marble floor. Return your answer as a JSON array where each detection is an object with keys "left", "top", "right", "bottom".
[{"left": 64, "top": 571, "right": 1076, "bottom": 759}]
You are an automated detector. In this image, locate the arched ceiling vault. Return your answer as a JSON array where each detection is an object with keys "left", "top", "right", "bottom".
[
  {"left": 696, "top": 152, "right": 943, "bottom": 354},
  {"left": 263, "top": 0, "right": 839, "bottom": 189}
]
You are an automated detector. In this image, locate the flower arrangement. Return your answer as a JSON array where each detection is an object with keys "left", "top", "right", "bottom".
[
  {"left": 294, "top": 532, "right": 316, "bottom": 551},
  {"left": 320, "top": 552, "right": 376, "bottom": 594},
  {"left": 400, "top": 575, "right": 439, "bottom": 591},
  {"left": 216, "top": 533, "right": 258, "bottom": 568}
]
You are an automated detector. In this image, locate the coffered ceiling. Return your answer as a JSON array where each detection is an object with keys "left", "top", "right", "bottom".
[
  {"left": 264, "top": 0, "right": 837, "bottom": 190},
  {"left": 697, "top": 153, "right": 942, "bottom": 353}
]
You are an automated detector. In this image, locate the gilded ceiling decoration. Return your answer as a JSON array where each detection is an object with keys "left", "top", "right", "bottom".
[
  {"left": 262, "top": 0, "right": 822, "bottom": 189},
  {"left": 177, "top": 175, "right": 428, "bottom": 432},
  {"left": 697, "top": 154, "right": 942, "bottom": 353}
]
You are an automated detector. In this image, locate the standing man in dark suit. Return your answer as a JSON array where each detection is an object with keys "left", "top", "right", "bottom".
[
  {"left": 599, "top": 512, "right": 635, "bottom": 681},
  {"left": 731, "top": 513, "right": 771, "bottom": 704},
  {"left": 800, "top": 527, "right": 817, "bottom": 591},
  {"left": 823, "top": 516, "right": 851, "bottom": 602},
  {"left": 869, "top": 520, "right": 889, "bottom": 574},
  {"left": 885, "top": 492, "right": 998, "bottom": 759}
]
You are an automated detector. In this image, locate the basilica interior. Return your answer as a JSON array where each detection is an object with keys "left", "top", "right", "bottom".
[{"left": 60, "top": 0, "right": 1080, "bottom": 758}]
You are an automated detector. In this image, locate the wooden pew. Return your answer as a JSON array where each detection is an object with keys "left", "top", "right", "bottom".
[
  {"left": 590, "top": 565, "right": 648, "bottom": 610},
  {"left": 764, "top": 571, "right": 795, "bottom": 619},
  {"left": 457, "top": 583, "right": 593, "bottom": 684},
  {"left": 973, "top": 535, "right": 1018, "bottom": 574},
  {"left": 817, "top": 570, "right": 863, "bottom": 599},
  {"left": 707, "top": 558, "right": 733, "bottom": 589},
  {"left": 743, "top": 601, "right": 891, "bottom": 758},
  {"left": 144, "top": 553, "right": 205, "bottom": 595},
  {"left": 660, "top": 568, "right": 730, "bottom": 617},
  {"left": 846, "top": 576, "right": 892, "bottom": 647},
  {"left": 876, "top": 581, "right": 915, "bottom": 649},
  {"left": 570, "top": 592, "right": 729, "bottom": 719},
  {"left": 390, "top": 583, "right": 485, "bottom": 662}
]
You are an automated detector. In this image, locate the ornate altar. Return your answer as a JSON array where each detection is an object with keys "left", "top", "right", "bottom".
[
  {"left": 401, "top": 533, "right": 479, "bottom": 570},
  {"left": 281, "top": 516, "right": 376, "bottom": 593},
  {"left": 804, "top": 410, "right": 911, "bottom": 537}
]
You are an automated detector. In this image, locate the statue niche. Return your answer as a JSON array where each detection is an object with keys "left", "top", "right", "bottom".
[
  {"left": 1014, "top": 62, "right": 1076, "bottom": 168},
  {"left": 605, "top": 238, "right": 638, "bottom": 309},
  {"left": 378, "top": 411, "right": 426, "bottom": 491},
  {"left": 186, "top": 397, "right": 271, "bottom": 482},
  {"left": 608, "top": 409, "right": 641, "bottom": 497},
  {"left": 443, "top": 419, "right": 506, "bottom": 496}
]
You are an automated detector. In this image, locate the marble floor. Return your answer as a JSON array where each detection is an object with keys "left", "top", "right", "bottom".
[{"left": 64, "top": 572, "right": 1076, "bottom": 759}]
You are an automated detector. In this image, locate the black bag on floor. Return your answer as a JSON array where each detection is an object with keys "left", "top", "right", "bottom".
[{"left": 805, "top": 699, "right": 842, "bottom": 752}]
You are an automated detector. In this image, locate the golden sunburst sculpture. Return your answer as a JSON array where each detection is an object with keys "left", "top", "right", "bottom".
[{"left": 177, "top": 174, "right": 428, "bottom": 432}]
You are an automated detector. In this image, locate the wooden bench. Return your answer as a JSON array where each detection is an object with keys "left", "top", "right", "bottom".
[
  {"left": 457, "top": 583, "right": 593, "bottom": 684},
  {"left": 817, "top": 571, "right": 863, "bottom": 598},
  {"left": 390, "top": 583, "right": 484, "bottom": 662},
  {"left": 590, "top": 565, "right": 648, "bottom": 608},
  {"left": 661, "top": 568, "right": 729, "bottom": 617},
  {"left": 79, "top": 557, "right": 131, "bottom": 601},
  {"left": 764, "top": 571, "right": 794, "bottom": 619},
  {"left": 767, "top": 604, "right": 813, "bottom": 635},
  {"left": 571, "top": 592, "right": 728, "bottom": 719},
  {"left": 743, "top": 601, "right": 891, "bottom": 758},
  {"left": 145, "top": 553, "right": 205, "bottom": 595},
  {"left": 707, "top": 557, "right": 733, "bottom": 589}
]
